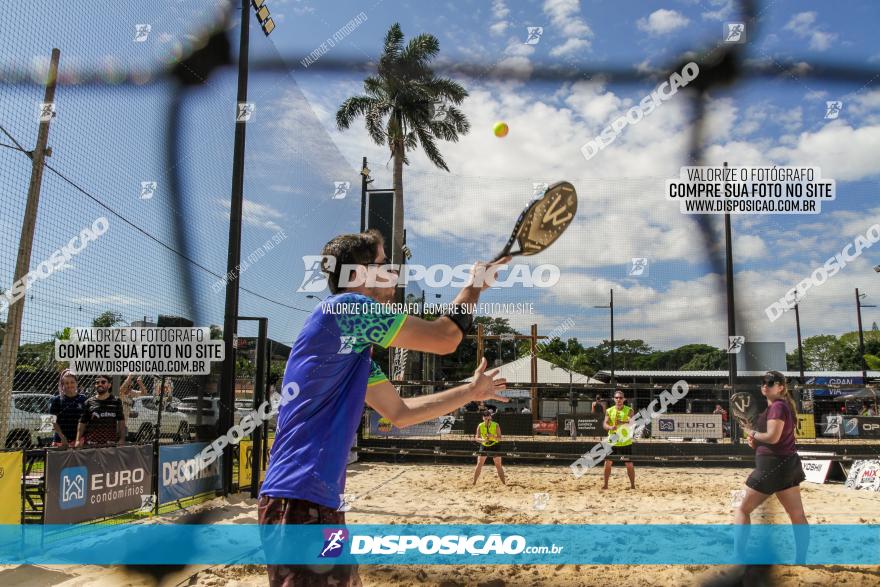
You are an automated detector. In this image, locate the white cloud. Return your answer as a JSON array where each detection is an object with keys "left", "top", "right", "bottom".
[
  {"left": 490, "top": 0, "right": 510, "bottom": 37},
  {"left": 634, "top": 59, "right": 657, "bottom": 75},
  {"left": 550, "top": 37, "right": 590, "bottom": 57},
  {"left": 563, "top": 79, "right": 623, "bottom": 126},
  {"left": 784, "top": 11, "right": 837, "bottom": 52},
  {"left": 636, "top": 9, "right": 690, "bottom": 35},
  {"left": 543, "top": 0, "right": 593, "bottom": 53},
  {"left": 220, "top": 199, "right": 285, "bottom": 232},
  {"left": 809, "top": 30, "right": 836, "bottom": 51},
  {"left": 490, "top": 21, "right": 509, "bottom": 37},
  {"left": 701, "top": 0, "right": 734, "bottom": 21},
  {"left": 702, "top": 96, "right": 738, "bottom": 143},
  {"left": 73, "top": 294, "right": 147, "bottom": 307},
  {"left": 769, "top": 122, "right": 880, "bottom": 181}
]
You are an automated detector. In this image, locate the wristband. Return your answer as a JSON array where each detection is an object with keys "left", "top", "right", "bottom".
[{"left": 438, "top": 304, "right": 475, "bottom": 335}]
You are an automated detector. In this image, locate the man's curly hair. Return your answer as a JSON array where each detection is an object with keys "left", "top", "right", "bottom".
[{"left": 320, "top": 229, "right": 385, "bottom": 294}]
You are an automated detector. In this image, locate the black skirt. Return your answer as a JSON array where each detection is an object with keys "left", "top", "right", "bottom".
[
  {"left": 478, "top": 443, "right": 502, "bottom": 455},
  {"left": 746, "top": 453, "right": 806, "bottom": 494}
]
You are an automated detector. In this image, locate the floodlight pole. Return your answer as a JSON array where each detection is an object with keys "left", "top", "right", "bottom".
[
  {"left": 609, "top": 289, "right": 615, "bottom": 386},
  {"left": 0, "top": 48, "right": 59, "bottom": 448},
  {"left": 239, "top": 316, "right": 268, "bottom": 498},
  {"left": 721, "top": 162, "right": 740, "bottom": 445},
  {"left": 856, "top": 288, "right": 876, "bottom": 382},
  {"left": 794, "top": 296, "right": 805, "bottom": 384},
  {"left": 593, "top": 290, "right": 614, "bottom": 386},
  {"left": 360, "top": 157, "right": 368, "bottom": 232},
  {"left": 220, "top": 0, "right": 251, "bottom": 496}
]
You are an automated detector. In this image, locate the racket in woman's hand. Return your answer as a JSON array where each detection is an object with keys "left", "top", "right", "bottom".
[
  {"left": 730, "top": 392, "right": 760, "bottom": 431},
  {"left": 491, "top": 181, "right": 577, "bottom": 262}
]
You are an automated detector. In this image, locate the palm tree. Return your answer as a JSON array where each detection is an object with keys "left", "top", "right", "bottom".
[{"left": 336, "top": 23, "right": 469, "bottom": 272}]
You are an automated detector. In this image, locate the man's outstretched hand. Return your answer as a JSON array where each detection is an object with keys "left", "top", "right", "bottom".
[
  {"left": 466, "top": 256, "right": 512, "bottom": 291},
  {"left": 469, "top": 357, "right": 508, "bottom": 402}
]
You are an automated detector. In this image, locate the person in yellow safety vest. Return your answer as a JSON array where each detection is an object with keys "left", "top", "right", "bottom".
[
  {"left": 603, "top": 391, "right": 636, "bottom": 490},
  {"left": 473, "top": 410, "right": 507, "bottom": 485}
]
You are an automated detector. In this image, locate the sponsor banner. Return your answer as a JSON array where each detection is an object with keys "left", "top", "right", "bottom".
[
  {"left": 854, "top": 416, "right": 880, "bottom": 438},
  {"left": 533, "top": 420, "right": 557, "bottom": 435},
  {"left": 556, "top": 414, "right": 603, "bottom": 436},
  {"left": 44, "top": 445, "right": 152, "bottom": 524},
  {"left": 3, "top": 524, "right": 880, "bottom": 565},
  {"left": 821, "top": 414, "right": 849, "bottom": 437},
  {"left": 651, "top": 414, "right": 723, "bottom": 439},
  {"left": 822, "top": 415, "right": 880, "bottom": 438},
  {"left": 795, "top": 414, "right": 816, "bottom": 439},
  {"left": 845, "top": 460, "right": 880, "bottom": 492},
  {"left": 798, "top": 451, "right": 834, "bottom": 484},
  {"left": 0, "top": 451, "right": 22, "bottom": 524},
  {"left": 806, "top": 377, "right": 864, "bottom": 397},
  {"left": 805, "top": 376, "right": 863, "bottom": 386},
  {"left": 159, "top": 443, "right": 222, "bottom": 504},
  {"left": 368, "top": 411, "right": 448, "bottom": 437},
  {"left": 238, "top": 434, "right": 275, "bottom": 488}
]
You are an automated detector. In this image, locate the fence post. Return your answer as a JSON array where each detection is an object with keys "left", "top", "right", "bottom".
[
  {"left": 250, "top": 318, "right": 267, "bottom": 498},
  {"left": 153, "top": 376, "right": 166, "bottom": 515}
]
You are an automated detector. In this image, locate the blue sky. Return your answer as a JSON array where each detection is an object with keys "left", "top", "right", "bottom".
[{"left": 1, "top": 0, "right": 879, "bottom": 358}]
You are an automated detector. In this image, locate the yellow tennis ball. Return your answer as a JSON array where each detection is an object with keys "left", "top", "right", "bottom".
[{"left": 493, "top": 121, "right": 509, "bottom": 137}]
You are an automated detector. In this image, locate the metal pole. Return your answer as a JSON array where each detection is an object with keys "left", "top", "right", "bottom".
[
  {"left": 152, "top": 375, "right": 165, "bottom": 515},
  {"left": 794, "top": 297, "right": 806, "bottom": 412},
  {"left": 263, "top": 339, "right": 271, "bottom": 473},
  {"left": 360, "top": 157, "right": 367, "bottom": 232},
  {"left": 609, "top": 289, "right": 615, "bottom": 386},
  {"left": 857, "top": 288, "right": 867, "bottom": 382},
  {"left": 724, "top": 208, "right": 739, "bottom": 443},
  {"left": 795, "top": 299, "right": 805, "bottom": 383},
  {"left": 0, "top": 49, "right": 60, "bottom": 448},
  {"left": 251, "top": 318, "right": 267, "bottom": 498},
  {"left": 530, "top": 324, "right": 538, "bottom": 419},
  {"left": 475, "top": 323, "right": 484, "bottom": 368},
  {"left": 220, "top": 0, "right": 251, "bottom": 496}
]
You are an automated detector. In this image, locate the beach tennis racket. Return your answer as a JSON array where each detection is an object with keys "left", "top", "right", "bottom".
[
  {"left": 491, "top": 181, "right": 577, "bottom": 262},
  {"left": 730, "top": 392, "right": 760, "bottom": 430}
]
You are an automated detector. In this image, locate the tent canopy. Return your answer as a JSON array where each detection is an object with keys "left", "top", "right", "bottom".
[
  {"left": 464, "top": 357, "right": 600, "bottom": 384},
  {"left": 832, "top": 388, "right": 879, "bottom": 402}
]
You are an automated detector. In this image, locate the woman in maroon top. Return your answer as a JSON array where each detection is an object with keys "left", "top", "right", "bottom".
[{"left": 734, "top": 371, "right": 808, "bottom": 562}]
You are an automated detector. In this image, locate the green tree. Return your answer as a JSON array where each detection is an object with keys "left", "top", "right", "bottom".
[
  {"left": 801, "top": 335, "right": 842, "bottom": 370},
  {"left": 639, "top": 343, "right": 719, "bottom": 370},
  {"left": 92, "top": 311, "right": 124, "bottom": 328},
  {"left": 680, "top": 349, "right": 727, "bottom": 370},
  {"left": 837, "top": 337, "right": 880, "bottom": 370},
  {"left": 786, "top": 349, "right": 802, "bottom": 371},
  {"left": 586, "top": 339, "right": 653, "bottom": 372},
  {"left": 336, "top": 23, "right": 469, "bottom": 269}
]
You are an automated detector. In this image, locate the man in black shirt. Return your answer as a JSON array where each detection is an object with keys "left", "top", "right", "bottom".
[
  {"left": 49, "top": 371, "right": 86, "bottom": 448},
  {"left": 76, "top": 375, "right": 125, "bottom": 446}
]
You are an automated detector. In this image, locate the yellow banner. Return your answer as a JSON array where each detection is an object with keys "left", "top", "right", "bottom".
[
  {"left": 0, "top": 451, "right": 22, "bottom": 524},
  {"left": 796, "top": 414, "right": 816, "bottom": 439},
  {"left": 239, "top": 435, "right": 274, "bottom": 488}
]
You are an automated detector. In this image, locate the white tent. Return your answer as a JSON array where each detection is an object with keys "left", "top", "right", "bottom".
[{"left": 464, "top": 357, "right": 600, "bottom": 385}]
